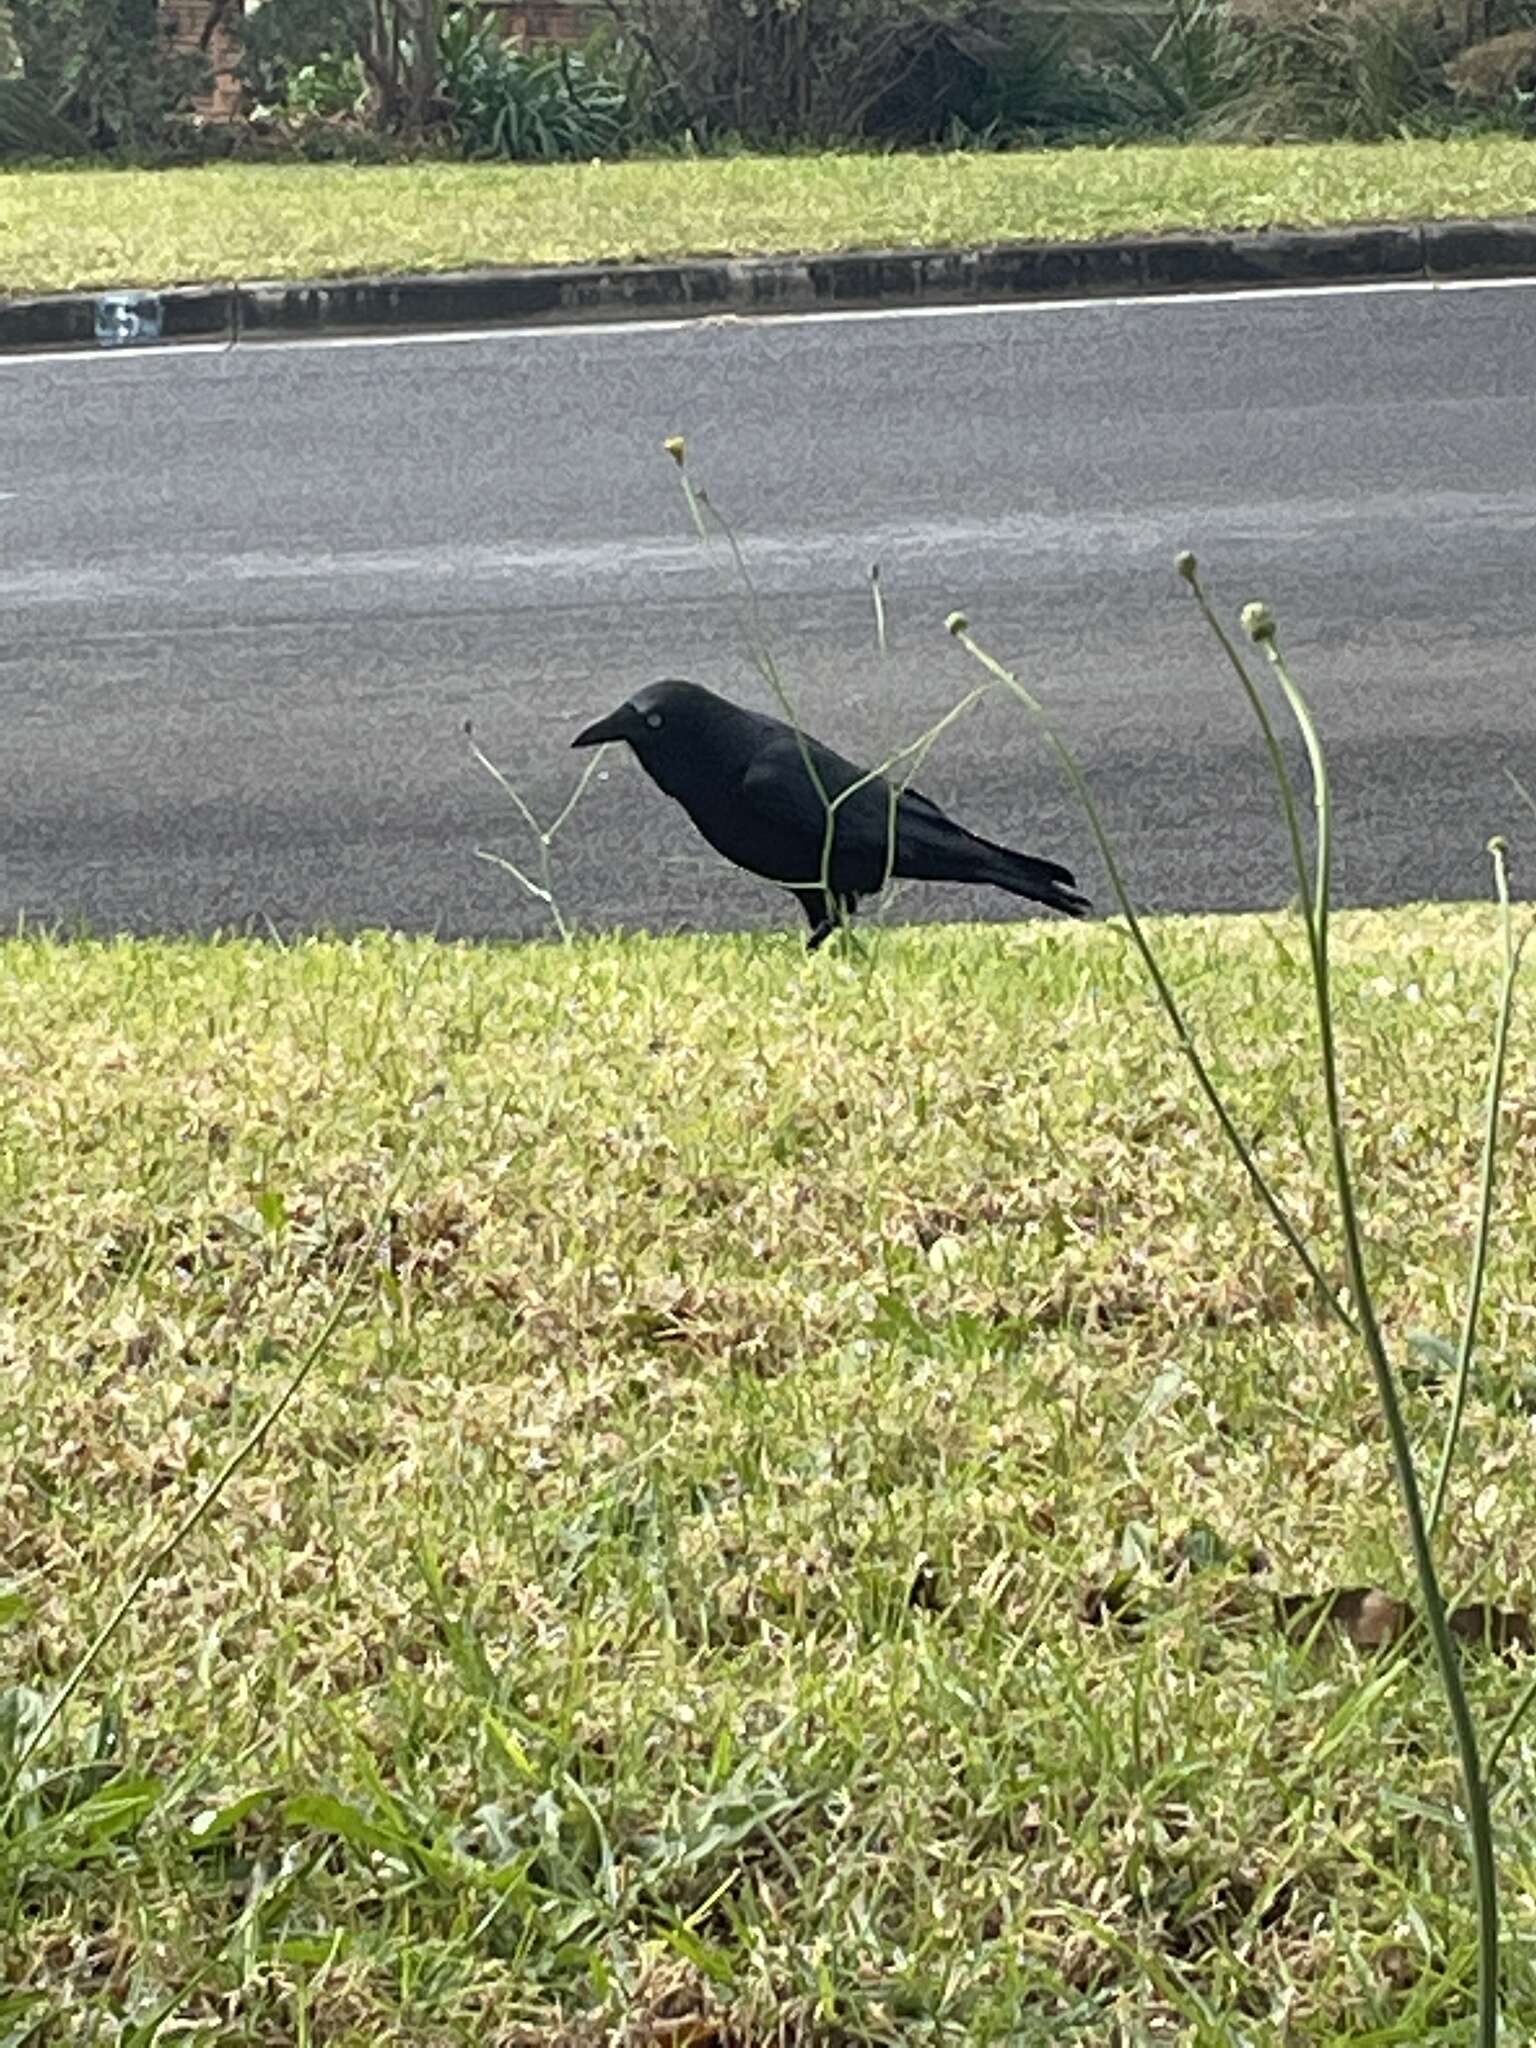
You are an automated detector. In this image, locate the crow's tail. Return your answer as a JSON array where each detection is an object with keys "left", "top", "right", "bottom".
[
  {"left": 899, "top": 814, "right": 1091, "bottom": 918},
  {"left": 971, "top": 837, "right": 1091, "bottom": 918}
]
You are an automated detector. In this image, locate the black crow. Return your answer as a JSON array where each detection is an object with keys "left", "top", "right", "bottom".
[{"left": 573, "top": 679, "right": 1089, "bottom": 947}]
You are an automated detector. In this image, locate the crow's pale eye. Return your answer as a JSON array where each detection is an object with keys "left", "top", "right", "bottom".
[{"left": 645, "top": 711, "right": 664, "bottom": 730}]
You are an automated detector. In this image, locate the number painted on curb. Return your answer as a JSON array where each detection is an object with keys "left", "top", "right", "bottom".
[{"left": 95, "top": 293, "right": 163, "bottom": 347}]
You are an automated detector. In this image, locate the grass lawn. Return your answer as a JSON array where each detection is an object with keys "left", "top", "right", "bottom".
[
  {"left": 3, "top": 908, "right": 1535, "bottom": 2041},
  {"left": 5, "top": 135, "right": 1536, "bottom": 296}
]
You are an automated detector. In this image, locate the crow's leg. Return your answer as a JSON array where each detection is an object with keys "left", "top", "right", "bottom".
[
  {"left": 792, "top": 888, "right": 859, "bottom": 953},
  {"left": 792, "top": 888, "right": 835, "bottom": 950}
]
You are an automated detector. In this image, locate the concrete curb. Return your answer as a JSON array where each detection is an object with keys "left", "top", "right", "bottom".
[{"left": 7, "top": 214, "right": 1536, "bottom": 354}]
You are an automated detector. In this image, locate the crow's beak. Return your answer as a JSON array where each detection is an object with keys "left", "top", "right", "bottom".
[{"left": 572, "top": 705, "right": 632, "bottom": 749}]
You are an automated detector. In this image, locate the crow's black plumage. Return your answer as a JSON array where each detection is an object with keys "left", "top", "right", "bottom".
[{"left": 573, "top": 679, "right": 1090, "bottom": 947}]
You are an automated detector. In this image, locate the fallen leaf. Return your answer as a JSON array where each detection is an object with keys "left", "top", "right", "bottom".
[
  {"left": 1275, "top": 1587, "right": 1412, "bottom": 1650},
  {"left": 1448, "top": 1603, "right": 1535, "bottom": 1659},
  {"left": 1273, "top": 1587, "right": 1535, "bottom": 1659}
]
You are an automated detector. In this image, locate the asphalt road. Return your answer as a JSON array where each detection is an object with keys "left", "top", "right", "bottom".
[{"left": 3, "top": 280, "right": 1534, "bottom": 942}]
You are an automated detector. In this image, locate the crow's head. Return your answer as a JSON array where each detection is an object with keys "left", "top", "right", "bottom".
[{"left": 572, "top": 679, "right": 743, "bottom": 798}]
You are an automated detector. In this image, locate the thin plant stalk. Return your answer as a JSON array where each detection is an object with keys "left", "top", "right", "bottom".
[
  {"left": 953, "top": 576, "right": 1506, "bottom": 2045},
  {"left": 683, "top": 477, "right": 843, "bottom": 912},
  {"left": 468, "top": 723, "right": 605, "bottom": 941},
  {"left": 665, "top": 435, "right": 707, "bottom": 540},
  {"left": 870, "top": 561, "right": 887, "bottom": 656},
  {"left": 946, "top": 614, "right": 1349, "bottom": 1328},
  {"left": 673, "top": 446, "right": 990, "bottom": 950},
  {"left": 1488, "top": 1662, "right": 1536, "bottom": 1786},
  {"left": 1427, "top": 838, "right": 1526, "bottom": 1538},
  {"left": 1177, "top": 559, "right": 1320, "bottom": 926},
  {"left": 1244, "top": 611, "right": 1498, "bottom": 2044}
]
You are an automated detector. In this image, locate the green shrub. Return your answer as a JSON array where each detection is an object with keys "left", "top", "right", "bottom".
[
  {"left": 1104, "top": 0, "right": 1536, "bottom": 142},
  {"left": 620, "top": 0, "right": 1116, "bottom": 147},
  {"left": 6, "top": 0, "right": 206, "bottom": 153},
  {"left": 282, "top": 49, "right": 367, "bottom": 121},
  {"left": 0, "top": 75, "right": 89, "bottom": 158},
  {"left": 874, "top": 8, "right": 1128, "bottom": 144},
  {"left": 1109, "top": 0, "right": 1259, "bottom": 133},
  {"left": 436, "top": 10, "right": 650, "bottom": 161},
  {"left": 237, "top": 0, "right": 371, "bottom": 112},
  {"left": 1240, "top": 0, "right": 1463, "bottom": 139}
]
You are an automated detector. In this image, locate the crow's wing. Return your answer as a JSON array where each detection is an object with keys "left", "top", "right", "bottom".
[
  {"left": 733, "top": 721, "right": 1088, "bottom": 915},
  {"left": 737, "top": 732, "right": 845, "bottom": 840},
  {"left": 742, "top": 731, "right": 952, "bottom": 823},
  {"left": 897, "top": 783, "right": 954, "bottom": 824},
  {"left": 739, "top": 731, "right": 953, "bottom": 887}
]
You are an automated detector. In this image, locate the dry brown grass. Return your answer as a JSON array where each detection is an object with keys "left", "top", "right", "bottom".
[{"left": 3, "top": 910, "right": 1535, "bottom": 2041}]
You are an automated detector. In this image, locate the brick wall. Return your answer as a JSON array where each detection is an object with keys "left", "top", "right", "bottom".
[
  {"left": 157, "top": 0, "right": 605, "bottom": 125},
  {"left": 486, "top": 0, "right": 604, "bottom": 43},
  {"left": 160, "top": 0, "right": 244, "bottom": 118}
]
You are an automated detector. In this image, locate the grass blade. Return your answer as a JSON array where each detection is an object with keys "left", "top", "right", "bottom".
[
  {"left": 1, "top": 1140, "right": 423, "bottom": 1816},
  {"left": 1427, "top": 838, "right": 1526, "bottom": 1538}
]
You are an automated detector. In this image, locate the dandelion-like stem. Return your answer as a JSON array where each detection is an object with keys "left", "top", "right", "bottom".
[
  {"left": 1248, "top": 614, "right": 1500, "bottom": 2048},
  {"left": 955, "top": 577, "right": 1513, "bottom": 2044}
]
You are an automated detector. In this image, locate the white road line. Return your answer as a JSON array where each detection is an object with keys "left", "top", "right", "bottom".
[{"left": 0, "top": 269, "right": 1533, "bottom": 371}]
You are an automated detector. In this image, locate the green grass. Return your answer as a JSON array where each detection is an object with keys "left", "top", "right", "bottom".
[
  {"left": 4, "top": 908, "right": 1536, "bottom": 2042},
  {"left": 6, "top": 134, "right": 1536, "bottom": 295}
]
